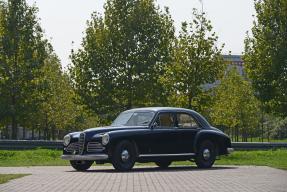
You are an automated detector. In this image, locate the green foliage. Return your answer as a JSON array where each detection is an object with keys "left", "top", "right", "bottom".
[
  {"left": 244, "top": 0, "right": 287, "bottom": 116},
  {"left": 161, "top": 9, "right": 224, "bottom": 110},
  {"left": 70, "top": 0, "right": 175, "bottom": 121},
  {"left": 268, "top": 115, "right": 287, "bottom": 140},
  {"left": 27, "top": 52, "right": 100, "bottom": 138},
  {"left": 0, "top": 0, "right": 49, "bottom": 139},
  {"left": 0, "top": 0, "right": 285, "bottom": 140},
  {"left": 0, "top": 0, "right": 99, "bottom": 139},
  {"left": 0, "top": 149, "right": 68, "bottom": 166},
  {"left": 211, "top": 68, "right": 261, "bottom": 139}
]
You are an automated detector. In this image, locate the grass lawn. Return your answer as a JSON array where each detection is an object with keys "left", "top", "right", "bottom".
[
  {"left": 0, "top": 149, "right": 286, "bottom": 170},
  {"left": 215, "top": 149, "right": 287, "bottom": 170},
  {"left": 0, "top": 149, "right": 68, "bottom": 167},
  {"left": 0, "top": 174, "right": 30, "bottom": 184}
]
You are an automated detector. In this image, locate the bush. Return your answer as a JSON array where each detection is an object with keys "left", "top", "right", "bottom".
[{"left": 269, "top": 116, "right": 287, "bottom": 139}]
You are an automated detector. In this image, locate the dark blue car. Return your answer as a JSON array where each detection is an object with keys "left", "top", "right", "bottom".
[{"left": 62, "top": 107, "right": 233, "bottom": 171}]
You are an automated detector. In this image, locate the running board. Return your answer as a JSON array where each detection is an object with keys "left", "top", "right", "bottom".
[{"left": 139, "top": 153, "right": 196, "bottom": 157}]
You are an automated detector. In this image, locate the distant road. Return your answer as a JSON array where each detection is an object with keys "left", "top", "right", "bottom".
[{"left": 0, "top": 140, "right": 287, "bottom": 150}]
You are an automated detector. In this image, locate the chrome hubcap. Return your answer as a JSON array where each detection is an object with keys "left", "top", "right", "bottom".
[
  {"left": 203, "top": 149, "right": 211, "bottom": 160},
  {"left": 121, "top": 150, "right": 130, "bottom": 162}
]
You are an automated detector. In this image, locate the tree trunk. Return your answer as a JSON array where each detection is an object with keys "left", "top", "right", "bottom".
[
  {"left": 11, "top": 114, "right": 17, "bottom": 140},
  {"left": 57, "top": 129, "right": 60, "bottom": 140},
  {"left": 45, "top": 114, "right": 49, "bottom": 140},
  {"left": 126, "top": 62, "right": 133, "bottom": 110},
  {"left": 237, "top": 129, "right": 239, "bottom": 142},
  {"left": 51, "top": 126, "right": 55, "bottom": 141},
  {"left": 188, "top": 96, "right": 192, "bottom": 109},
  {"left": 4, "top": 125, "right": 9, "bottom": 139},
  {"left": 22, "top": 127, "right": 26, "bottom": 139},
  {"left": 38, "top": 129, "right": 41, "bottom": 140},
  {"left": 32, "top": 127, "right": 34, "bottom": 140},
  {"left": 127, "top": 98, "right": 132, "bottom": 110},
  {"left": 267, "top": 125, "right": 270, "bottom": 142}
]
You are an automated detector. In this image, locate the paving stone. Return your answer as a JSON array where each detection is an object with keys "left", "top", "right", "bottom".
[{"left": 0, "top": 165, "right": 287, "bottom": 192}]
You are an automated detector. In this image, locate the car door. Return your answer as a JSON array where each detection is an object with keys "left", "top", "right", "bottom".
[
  {"left": 175, "top": 112, "right": 201, "bottom": 153},
  {"left": 149, "top": 112, "right": 180, "bottom": 154}
]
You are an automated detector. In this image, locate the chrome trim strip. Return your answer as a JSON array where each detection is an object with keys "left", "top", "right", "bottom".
[
  {"left": 78, "top": 133, "right": 85, "bottom": 155},
  {"left": 61, "top": 154, "right": 108, "bottom": 161},
  {"left": 87, "top": 142, "right": 105, "bottom": 152},
  {"left": 227, "top": 148, "right": 234, "bottom": 154},
  {"left": 139, "top": 153, "right": 195, "bottom": 157}
]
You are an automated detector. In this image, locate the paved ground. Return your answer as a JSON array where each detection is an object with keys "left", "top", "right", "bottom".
[{"left": 0, "top": 165, "right": 286, "bottom": 192}]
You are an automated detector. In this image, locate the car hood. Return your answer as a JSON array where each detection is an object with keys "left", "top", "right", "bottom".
[
  {"left": 85, "top": 125, "right": 148, "bottom": 133},
  {"left": 68, "top": 126, "right": 148, "bottom": 138}
]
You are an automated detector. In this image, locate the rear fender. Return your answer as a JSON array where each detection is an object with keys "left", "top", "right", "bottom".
[{"left": 194, "top": 130, "right": 231, "bottom": 155}]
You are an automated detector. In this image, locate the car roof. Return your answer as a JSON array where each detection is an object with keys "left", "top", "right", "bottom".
[
  {"left": 123, "top": 107, "right": 211, "bottom": 128},
  {"left": 124, "top": 107, "right": 196, "bottom": 113}
]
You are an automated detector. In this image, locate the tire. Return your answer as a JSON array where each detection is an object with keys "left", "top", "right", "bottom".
[
  {"left": 195, "top": 140, "right": 216, "bottom": 168},
  {"left": 70, "top": 160, "right": 93, "bottom": 171},
  {"left": 111, "top": 140, "right": 136, "bottom": 171},
  {"left": 155, "top": 160, "right": 172, "bottom": 169}
]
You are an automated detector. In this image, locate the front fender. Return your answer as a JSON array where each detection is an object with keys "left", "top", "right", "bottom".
[
  {"left": 103, "top": 129, "right": 150, "bottom": 156},
  {"left": 107, "top": 129, "right": 150, "bottom": 143}
]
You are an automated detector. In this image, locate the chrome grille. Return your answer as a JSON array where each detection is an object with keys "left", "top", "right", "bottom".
[
  {"left": 78, "top": 132, "right": 85, "bottom": 154},
  {"left": 87, "top": 142, "right": 105, "bottom": 152},
  {"left": 65, "top": 142, "right": 80, "bottom": 153}
]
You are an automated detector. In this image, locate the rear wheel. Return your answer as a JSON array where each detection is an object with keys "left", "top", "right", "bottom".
[
  {"left": 70, "top": 160, "right": 93, "bottom": 171},
  {"left": 195, "top": 140, "right": 216, "bottom": 168},
  {"left": 111, "top": 140, "right": 136, "bottom": 171},
  {"left": 155, "top": 160, "right": 172, "bottom": 169}
]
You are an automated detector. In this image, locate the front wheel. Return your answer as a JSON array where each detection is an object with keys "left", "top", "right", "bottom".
[
  {"left": 195, "top": 140, "right": 216, "bottom": 168},
  {"left": 70, "top": 160, "right": 93, "bottom": 171},
  {"left": 111, "top": 140, "right": 136, "bottom": 171}
]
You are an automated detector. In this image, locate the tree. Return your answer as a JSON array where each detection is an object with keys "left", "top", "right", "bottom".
[
  {"left": 70, "top": 0, "right": 174, "bottom": 121},
  {"left": 30, "top": 53, "right": 100, "bottom": 140},
  {"left": 0, "top": 0, "right": 48, "bottom": 139},
  {"left": 244, "top": 0, "right": 287, "bottom": 116},
  {"left": 160, "top": 9, "right": 224, "bottom": 110},
  {"left": 268, "top": 116, "right": 287, "bottom": 140},
  {"left": 210, "top": 68, "right": 261, "bottom": 141}
]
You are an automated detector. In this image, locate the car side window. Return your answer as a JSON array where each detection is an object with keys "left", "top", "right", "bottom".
[
  {"left": 155, "top": 113, "right": 175, "bottom": 128},
  {"left": 177, "top": 113, "right": 199, "bottom": 129}
]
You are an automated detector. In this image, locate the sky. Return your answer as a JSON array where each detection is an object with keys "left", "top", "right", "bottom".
[{"left": 26, "top": 0, "right": 255, "bottom": 69}]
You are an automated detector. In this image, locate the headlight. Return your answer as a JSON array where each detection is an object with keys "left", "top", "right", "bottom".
[
  {"left": 63, "top": 135, "right": 71, "bottom": 146},
  {"left": 102, "top": 133, "right": 110, "bottom": 145}
]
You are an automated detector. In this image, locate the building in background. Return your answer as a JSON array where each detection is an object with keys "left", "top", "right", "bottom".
[
  {"left": 203, "top": 55, "right": 244, "bottom": 90},
  {"left": 223, "top": 54, "right": 244, "bottom": 76}
]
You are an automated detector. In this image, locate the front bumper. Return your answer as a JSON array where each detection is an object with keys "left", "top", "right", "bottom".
[
  {"left": 61, "top": 154, "right": 109, "bottom": 161},
  {"left": 227, "top": 148, "right": 234, "bottom": 154}
]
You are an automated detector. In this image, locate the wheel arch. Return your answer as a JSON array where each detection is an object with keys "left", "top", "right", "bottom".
[
  {"left": 107, "top": 137, "right": 140, "bottom": 158},
  {"left": 194, "top": 131, "right": 231, "bottom": 155}
]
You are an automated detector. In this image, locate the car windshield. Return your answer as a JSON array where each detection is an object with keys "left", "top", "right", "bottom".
[{"left": 111, "top": 111, "right": 155, "bottom": 127}]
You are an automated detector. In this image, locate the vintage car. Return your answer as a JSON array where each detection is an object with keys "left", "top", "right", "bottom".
[{"left": 61, "top": 107, "right": 233, "bottom": 171}]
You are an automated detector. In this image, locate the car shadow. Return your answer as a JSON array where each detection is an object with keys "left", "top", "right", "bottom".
[{"left": 67, "top": 165, "right": 238, "bottom": 173}]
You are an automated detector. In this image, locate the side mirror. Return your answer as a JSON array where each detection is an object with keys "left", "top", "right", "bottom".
[{"left": 151, "top": 122, "right": 158, "bottom": 129}]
